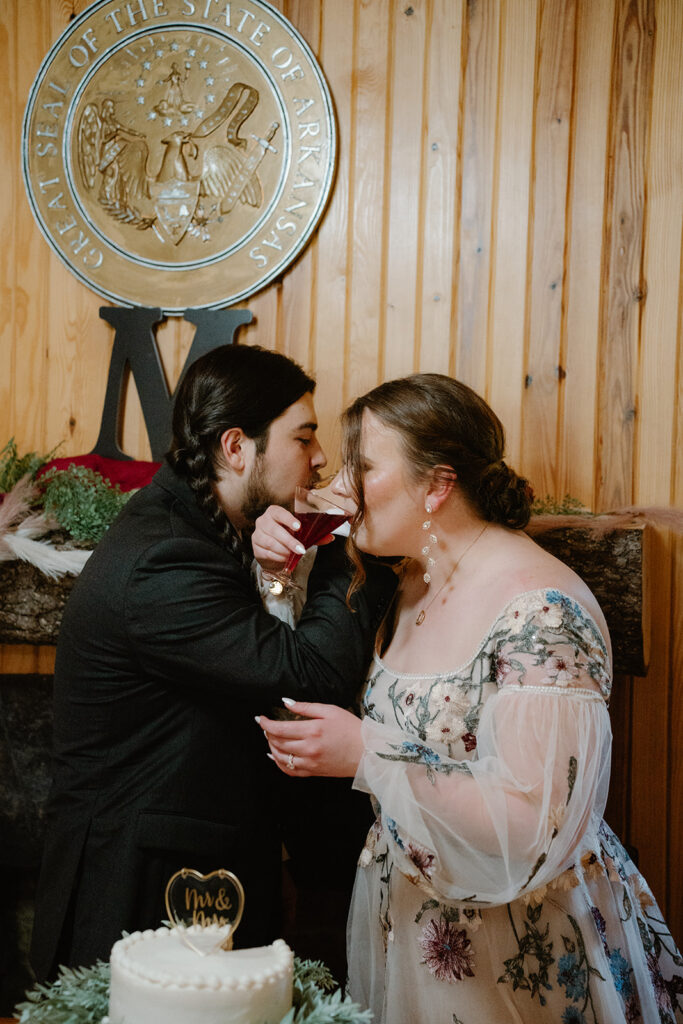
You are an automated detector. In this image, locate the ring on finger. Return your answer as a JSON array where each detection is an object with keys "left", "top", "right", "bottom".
[{"left": 287, "top": 752, "right": 295, "bottom": 770}]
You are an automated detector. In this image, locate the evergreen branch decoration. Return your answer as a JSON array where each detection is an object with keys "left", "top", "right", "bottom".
[
  {"left": 15, "top": 961, "right": 110, "bottom": 1024},
  {"left": 41, "top": 465, "right": 131, "bottom": 545},
  {"left": 531, "top": 493, "right": 589, "bottom": 516},
  {"left": 15, "top": 957, "right": 374, "bottom": 1024},
  {"left": 0, "top": 437, "right": 61, "bottom": 493}
]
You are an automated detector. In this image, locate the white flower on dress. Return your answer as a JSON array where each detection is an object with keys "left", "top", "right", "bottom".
[
  {"left": 359, "top": 847, "right": 373, "bottom": 868},
  {"left": 428, "top": 684, "right": 471, "bottom": 743},
  {"left": 628, "top": 873, "right": 655, "bottom": 911},
  {"left": 548, "top": 803, "right": 566, "bottom": 835},
  {"left": 580, "top": 849, "right": 605, "bottom": 881},
  {"left": 536, "top": 601, "right": 563, "bottom": 629},
  {"left": 551, "top": 868, "right": 580, "bottom": 892},
  {"left": 500, "top": 593, "right": 542, "bottom": 632},
  {"left": 540, "top": 654, "right": 580, "bottom": 687},
  {"left": 521, "top": 883, "right": 548, "bottom": 907}
]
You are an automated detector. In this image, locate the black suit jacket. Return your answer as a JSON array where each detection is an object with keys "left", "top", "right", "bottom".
[{"left": 30, "top": 464, "right": 395, "bottom": 980}]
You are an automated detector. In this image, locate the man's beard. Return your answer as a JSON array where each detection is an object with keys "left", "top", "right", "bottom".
[{"left": 241, "top": 454, "right": 290, "bottom": 526}]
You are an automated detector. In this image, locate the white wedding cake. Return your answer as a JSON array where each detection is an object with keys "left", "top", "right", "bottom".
[{"left": 107, "top": 924, "right": 293, "bottom": 1024}]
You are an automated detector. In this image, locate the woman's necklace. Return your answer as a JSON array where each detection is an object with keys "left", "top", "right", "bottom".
[{"left": 415, "top": 523, "right": 488, "bottom": 626}]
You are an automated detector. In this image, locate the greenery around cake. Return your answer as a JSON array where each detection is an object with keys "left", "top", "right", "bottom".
[{"left": 15, "top": 956, "right": 374, "bottom": 1024}]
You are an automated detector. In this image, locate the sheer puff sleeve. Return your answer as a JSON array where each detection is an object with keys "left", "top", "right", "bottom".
[{"left": 354, "top": 589, "right": 613, "bottom": 906}]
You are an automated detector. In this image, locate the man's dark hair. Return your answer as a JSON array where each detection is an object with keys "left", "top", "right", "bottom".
[{"left": 168, "top": 344, "right": 315, "bottom": 557}]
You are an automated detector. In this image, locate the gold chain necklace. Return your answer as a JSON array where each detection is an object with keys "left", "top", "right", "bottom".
[{"left": 415, "top": 524, "right": 488, "bottom": 626}]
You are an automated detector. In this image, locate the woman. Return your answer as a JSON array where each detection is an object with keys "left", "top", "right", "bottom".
[{"left": 253, "top": 373, "right": 683, "bottom": 1024}]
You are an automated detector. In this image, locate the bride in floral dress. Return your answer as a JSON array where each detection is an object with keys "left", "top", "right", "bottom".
[{"left": 254, "top": 373, "right": 683, "bottom": 1024}]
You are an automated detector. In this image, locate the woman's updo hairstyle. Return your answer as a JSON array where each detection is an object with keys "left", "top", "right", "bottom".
[
  {"left": 168, "top": 344, "right": 315, "bottom": 557},
  {"left": 342, "top": 373, "right": 533, "bottom": 534}
]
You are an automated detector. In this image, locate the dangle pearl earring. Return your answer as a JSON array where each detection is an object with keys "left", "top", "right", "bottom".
[{"left": 421, "top": 503, "right": 438, "bottom": 585}]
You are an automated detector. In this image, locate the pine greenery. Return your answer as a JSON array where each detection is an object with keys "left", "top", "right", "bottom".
[
  {"left": 15, "top": 957, "right": 374, "bottom": 1024},
  {"left": 0, "top": 438, "right": 58, "bottom": 493},
  {"left": 531, "top": 493, "right": 588, "bottom": 516},
  {"left": 41, "top": 465, "right": 130, "bottom": 545}
]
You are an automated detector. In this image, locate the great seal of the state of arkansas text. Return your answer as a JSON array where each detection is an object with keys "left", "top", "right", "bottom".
[{"left": 23, "top": 0, "right": 336, "bottom": 313}]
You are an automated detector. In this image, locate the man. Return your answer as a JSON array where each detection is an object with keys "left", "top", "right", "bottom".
[{"left": 30, "top": 344, "right": 395, "bottom": 981}]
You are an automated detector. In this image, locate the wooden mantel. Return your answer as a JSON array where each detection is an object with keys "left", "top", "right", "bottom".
[{"left": 0, "top": 520, "right": 650, "bottom": 676}]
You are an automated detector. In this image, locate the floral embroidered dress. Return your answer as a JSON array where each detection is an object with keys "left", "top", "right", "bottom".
[{"left": 346, "top": 589, "right": 683, "bottom": 1024}]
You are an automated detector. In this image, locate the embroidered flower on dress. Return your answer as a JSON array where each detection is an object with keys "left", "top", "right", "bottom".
[
  {"left": 407, "top": 842, "right": 435, "bottom": 880},
  {"left": 538, "top": 602, "right": 563, "bottom": 629},
  {"left": 495, "top": 654, "right": 514, "bottom": 686},
  {"left": 628, "top": 873, "right": 655, "bottom": 912},
  {"left": 551, "top": 868, "right": 580, "bottom": 892},
  {"left": 646, "top": 950, "right": 673, "bottom": 1012},
  {"left": 590, "top": 906, "right": 607, "bottom": 939},
  {"left": 609, "top": 948, "right": 634, "bottom": 997},
  {"left": 557, "top": 952, "right": 588, "bottom": 1001},
  {"left": 521, "top": 884, "right": 548, "bottom": 907},
  {"left": 548, "top": 803, "right": 566, "bottom": 834},
  {"left": 580, "top": 850, "right": 605, "bottom": 881},
  {"left": 418, "top": 918, "right": 475, "bottom": 983},
  {"left": 623, "top": 995, "right": 642, "bottom": 1023},
  {"left": 459, "top": 908, "right": 482, "bottom": 933},
  {"left": 541, "top": 653, "right": 580, "bottom": 687},
  {"left": 400, "top": 741, "right": 442, "bottom": 765},
  {"left": 561, "top": 1008, "right": 587, "bottom": 1024},
  {"left": 359, "top": 817, "right": 383, "bottom": 866},
  {"left": 462, "top": 732, "right": 477, "bottom": 752}
]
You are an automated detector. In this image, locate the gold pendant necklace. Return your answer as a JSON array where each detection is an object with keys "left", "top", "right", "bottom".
[{"left": 415, "top": 524, "right": 488, "bottom": 626}]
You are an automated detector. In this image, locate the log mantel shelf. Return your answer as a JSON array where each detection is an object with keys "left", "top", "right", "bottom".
[{"left": 0, "top": 521, "right": 650, "bottom": 676}]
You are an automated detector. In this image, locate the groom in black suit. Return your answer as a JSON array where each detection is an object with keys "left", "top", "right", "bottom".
[{"left": 30, "top": 344, "right": 394, "bottom": 982}]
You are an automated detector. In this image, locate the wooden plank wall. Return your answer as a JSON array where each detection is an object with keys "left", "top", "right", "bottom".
[{"left": 1, "top": 0, "right": 681, "bottom": 941}]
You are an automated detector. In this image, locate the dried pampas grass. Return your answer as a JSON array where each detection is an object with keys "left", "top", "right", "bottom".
[
  {"left": 0, "top": 532, "right": 92, "bottom": 579},
  {"left": 0, "top": 473, "right": 90, "bottom": 578}
]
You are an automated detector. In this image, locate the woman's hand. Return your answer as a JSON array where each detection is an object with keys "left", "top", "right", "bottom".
[
  {"left": 256, "top": 700, "right": 364, "bottom": 777},
  {"left": 251, "top": 505, "right": 305, "bottom": 570}
]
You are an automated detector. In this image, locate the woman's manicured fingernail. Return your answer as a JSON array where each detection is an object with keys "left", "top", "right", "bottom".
[
  {"left": 295, "top": 543, "right": 306, "bottom": 554},
  {"left": 292, "top": 520, "right": 300, "bottom": 530},
  {"left": 266, "top": 753, "right": 275, "bottom": 761},
  {"left": 282, "top": 697, "right": 295, "bottom": 707},
  {"left": 254, "top": 716, "right": 261, "bottom": 725}
]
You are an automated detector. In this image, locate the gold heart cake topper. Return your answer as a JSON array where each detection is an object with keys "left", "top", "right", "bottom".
[{"left": 164, "top": 868, "right": 245, "bottom": 955}]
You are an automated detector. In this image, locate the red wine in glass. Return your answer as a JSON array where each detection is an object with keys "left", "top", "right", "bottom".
[
  {"left": 284, "top": 510, "right": 350, "bottom": 574},
  {"left": 263, "top": 485, "right": 351, "bottom": 591}
]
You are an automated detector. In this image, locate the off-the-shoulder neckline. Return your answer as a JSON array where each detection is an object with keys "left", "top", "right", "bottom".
[{"left": 373, "top": 586, "right": 611, "bottom": 681}]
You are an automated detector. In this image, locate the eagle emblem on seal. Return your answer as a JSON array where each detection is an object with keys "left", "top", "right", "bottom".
[{"left": 77, "top": 80, "right": 279, "bottom": 246}]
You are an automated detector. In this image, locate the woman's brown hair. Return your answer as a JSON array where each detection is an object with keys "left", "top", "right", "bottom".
[{"left": 342, "top": 373, "right": 533, "bottom": 594}]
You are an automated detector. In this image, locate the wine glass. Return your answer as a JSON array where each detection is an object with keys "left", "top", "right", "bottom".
[{"left": 263, "top": 485, "right": 351, "bottom": 592}]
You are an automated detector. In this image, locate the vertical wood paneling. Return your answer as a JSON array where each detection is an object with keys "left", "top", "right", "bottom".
[
  {"left": 417, "top": 0, "right": 464, "bottom": 375},
  {"left": 13, "top": 1, "right": 58, "bottom": 453},
  {"left": 637, "top": 0, "right": 683, "bottom": 506},
  {"left": 560, "top": 0, "right": 614, "bottom": 507},
  {"left": 595, "top": 0, "right": 655, "bottom": 511},
  {"left": 2, "top": 0, "right": 683, "bottom": 940},
  {"left": 309, "top": 0, "right": 353, "bottom": 457},
  {"left": 382, "top": 2, "right": 427, "bottom": 381},
  {"left": 521, "top": 0, "right": 576, "bottom": 498},
  {"left": 627, "top": 0, "right": 683, "bottom": 909},
  {"left": 670, "top": 222, "right": 683, "bottom": 943},
  {"left": 488, "top": 0, "right": 537, "bottom": 464},
  {"left": 0, "top": 1, "right": 17, "bottom": 445},
  {"left": 345, "top": 0, "right": 391, "bottom": 404},
  {"left": 456, "top": 0, "right": 500, "bottom": 393},
  {"left": 279, "top": 0, "right": 318, "bottom": 380}
]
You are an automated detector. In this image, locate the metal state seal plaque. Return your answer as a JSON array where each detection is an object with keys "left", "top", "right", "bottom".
[{"left": 22, "top": 0, "right": 336, "bottom": 313}]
